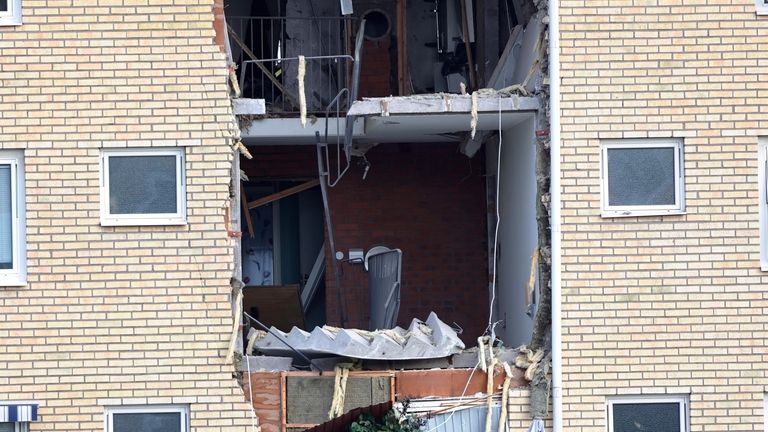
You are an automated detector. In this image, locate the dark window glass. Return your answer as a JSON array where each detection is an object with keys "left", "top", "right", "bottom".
[
  {"left": 0, "top": 0, "right": 8, "bottom": 12},
  {"left": 108, "top": 155, "right": 178, "bottom": 215},
  {"left": 607, "top": 147, "right": 676, "bottom": 206},
  {"left": 612, "top": 402, "right": 681, "bottom": 432},
  {"left": 112, "top": 412, "right": 181, "bottom": 432}
]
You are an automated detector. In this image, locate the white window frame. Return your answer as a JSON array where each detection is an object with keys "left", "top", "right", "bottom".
[
  {"left": 0, "top": 0, "right": 22, "bottom": 26},
  {"left": 759, "top": 139, "right": 768, "bottom": 271},
  {"left": 100, "top": 148, "right": 187, "bottom": 226},
  {"left": 756, "top": 0, "right": 768, "bottom": 15},
  {"left": 0, "top": 423, "right": 29, "bottom": 432},
  {"left": 600, "top": 138, "right": 685, "bottom": 218},
  {"left": 104, "top": 405, "right": 189, "bottom": 432},
  {"left": 0, "top": 151, "right": 26, "bottom": 287},
  {"left": 606, "top": 395, "right": 689, "bottom": 432}
]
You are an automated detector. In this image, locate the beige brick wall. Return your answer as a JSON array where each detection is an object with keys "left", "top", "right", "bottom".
[
  {"left": 507, "top": 388, "right": 552, "bottom": 431},
  {"left": 0, "top": 1, "right": 253, "bottom": 431},
  {"left": 559, "top": 0, "right": 768, "bottom": 430}
]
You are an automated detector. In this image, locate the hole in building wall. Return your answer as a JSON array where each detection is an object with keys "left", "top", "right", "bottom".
[{"left": 362, "top": 9, "right": 391, "bottom": 40}]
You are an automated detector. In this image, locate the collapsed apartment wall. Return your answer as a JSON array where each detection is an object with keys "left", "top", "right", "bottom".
[
  {"left": 240, "top": 143, "right": 490, "bottom": 343},
  {"left": 486, "top": 117, "right": 539, "bottom": 347}
]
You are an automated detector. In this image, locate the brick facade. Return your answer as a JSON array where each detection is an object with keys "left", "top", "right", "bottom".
[
  {"left": 559, "top": 1, "right": 768, "bottom": 430},
  {"left": 0, "top": 0, "right": 252, "bottom": 430}
]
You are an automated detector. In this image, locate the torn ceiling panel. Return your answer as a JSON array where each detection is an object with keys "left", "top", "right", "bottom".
[{"left": 253, "top": 312, "right": 465, "bottom": 360}]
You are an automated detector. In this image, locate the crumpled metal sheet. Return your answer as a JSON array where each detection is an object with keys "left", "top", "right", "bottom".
[{"left": 253, "top": 312, "right": 465, "bottom": 360}]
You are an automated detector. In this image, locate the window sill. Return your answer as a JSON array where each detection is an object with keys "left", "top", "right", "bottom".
[
  {"left": 0, "top": 16, "right": 22, "bottom": 26},
  {"left": 601, "top": 209, "right": 686, "bottom": 218},
  {"left": 100, "top": 217, "right": 187, "bottom": 227},
  {"left": 0, "top": 278, "right": 27, "bottom": 287}
]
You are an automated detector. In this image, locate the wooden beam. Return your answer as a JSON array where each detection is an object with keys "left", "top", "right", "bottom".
[
  {"left": 396, "top": 0, "right": 408, "bottom": 96},
  {"left": 241, "top": 184, "right": 255, "bottom": 239},
  {"left": 459, "top": 0, "right": 478, "bottom": 90},
  {"left": 246, "top": 179, "right": 320, "bottom": 210},
  {"left": 227, "top": 24, "right": 299, "bottom": 109}
]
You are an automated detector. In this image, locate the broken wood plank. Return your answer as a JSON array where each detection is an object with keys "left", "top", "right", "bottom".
[
  {"left": 396, "top": 0, "right": 408, "bottom": 96},
  {"left": 246, "top": 179, "right": 320, "bottom": 210},
  {"left": 227, "top": 25, "right": 299, "bottom": 109},
  {"left": 241, "top": 184, "right": 255, "bottom": 239},
  {"left": 488, "top": 25, "right": 523, "bottom": 89},
  {"left": 459, "top": 0, "right": 478, "bottom": 90}
]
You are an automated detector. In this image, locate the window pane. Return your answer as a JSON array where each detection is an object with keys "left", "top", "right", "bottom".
[
  {"left": 108, "top": 155, "right": 178, "bottom": 215},
  {"left": 0, "top": 165, "right": 13, "bottom": 270},
  {"left": 607, "top": 147, "right": 676, "bottom": 206},
  {"left": 113, "top": 412, "right": 181, "bottom": 432},
  {"left": 0, "top": 423, "right": 14, "bottom": 432},
  {"left": 612, "top": 402, "right": 681, "bottom": 432},
  {"left": 0, "top": 0, "right": 7, "bottom": 12}
]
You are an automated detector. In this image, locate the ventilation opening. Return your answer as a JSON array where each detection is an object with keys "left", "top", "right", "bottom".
[{"left": 362, "top": 9, "right": 391, "bottom": 40}]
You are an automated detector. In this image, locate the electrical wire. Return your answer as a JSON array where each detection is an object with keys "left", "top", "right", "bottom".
[
  {"left": 422, "top": 359, "right": 481, "bottom": 432},
  {"left": 487, "top": 96, "right": 503, "bottom": 343}
]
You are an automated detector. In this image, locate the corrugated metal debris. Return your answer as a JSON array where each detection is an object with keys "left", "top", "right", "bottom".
[{"left": 252, "top": 312, "right": 465, "bottom": 360}]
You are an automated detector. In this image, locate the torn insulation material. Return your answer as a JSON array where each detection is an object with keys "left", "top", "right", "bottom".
[
  {"left": 329, "top": 365, "right": 350, "bottom": 419},
  {"left": 298, "top": 55, "right": 307, "bottom": 127},
  {"left": 470, "top": 92, "right": 479, "bottom": 139},
  {"left": 233, "top": 141, "right": 252, "bottom": 159},
  {"left": 497, "top": 362, "right": 514, "bottom": 432},
  {"left": 484, "top": 358, "right": 497, "bottom": 432}
]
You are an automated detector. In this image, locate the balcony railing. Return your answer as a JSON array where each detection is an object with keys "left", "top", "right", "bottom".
[{"left": 227, "top": 16, "right": 357, "bottom": 115}]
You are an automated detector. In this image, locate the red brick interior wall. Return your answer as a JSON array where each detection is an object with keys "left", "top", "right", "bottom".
[
  {"left": 242, "top": 144, "right": 489, "bottom": 344},
  {"left": 358, "top": 38, "right": 393, "bottom": 98}
]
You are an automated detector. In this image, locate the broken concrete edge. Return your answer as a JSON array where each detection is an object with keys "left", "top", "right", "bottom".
[
  {"left": 233, "top": 98, "right": 267, "bottom": 116},
  {"left": 347, "top": 93, "right": 539, "bottom": 117}
]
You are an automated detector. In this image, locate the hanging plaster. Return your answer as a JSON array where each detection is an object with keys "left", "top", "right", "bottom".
[
  {"left": 477, "top": 336, "right": 488, "bottom": 372},
  {"left": 459, "top": 82, "right": 467, "bottom": 95},
  {"left": 443, "top": 94, "right": 452, "bottom": 111},
  {"left": 298, "top": 55, "right": 307, "bottom": 127},
  {"left": 380, "top": 99, "right": 390, "bottom": 117},
  {"left": 328, "top": 365, "right": 350, "bottom": 419},
  {"left": 470, "top": 91, "right": 479, "bottom": 138}
]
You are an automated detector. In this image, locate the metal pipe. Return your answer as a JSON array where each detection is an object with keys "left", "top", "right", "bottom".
[
  {"left": 316, "top": 132, "right": 348, "bottom": 327},
  {"left": 549, "top": 0, "right": 563, "bottom": 429}
]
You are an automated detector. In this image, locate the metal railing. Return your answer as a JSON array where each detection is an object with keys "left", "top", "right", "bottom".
[{"left": 227, "top": 16, "right": 357, "bottom": 115}]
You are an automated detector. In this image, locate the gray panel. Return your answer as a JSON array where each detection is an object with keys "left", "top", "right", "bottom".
[
  {"left": 286, "top": 376, "right": 391, "bottom": 424},
  {"left": 423, "top": 405, "right": 501, "bottom": 432},
  {"left": 0, "top": 423, "right": 14, "bottom": 432},
  {"left": 370, "top": 376, "right": 390, "bottom": 405},
  {"left": 0, "top": 165, "right": 12, "bottom": 269},
  {"left": 607, "top": 147, "right": 675, "bottom": 206},
  {"left": 254, "top": 312, "right": 464, "bottom": 360},
  {"left": 113, "top": 412, "right": 181, "bottom": 432},
  {"left": 612, "top": 402, "right": 681, "bottom": 432},
  {"left": 108, "top": 155, "right": 177, "bottom": 214}
]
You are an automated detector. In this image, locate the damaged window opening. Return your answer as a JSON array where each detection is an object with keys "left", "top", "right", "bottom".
[{"left": 225, "top": 0, "right": 553, "bottom": 429}]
